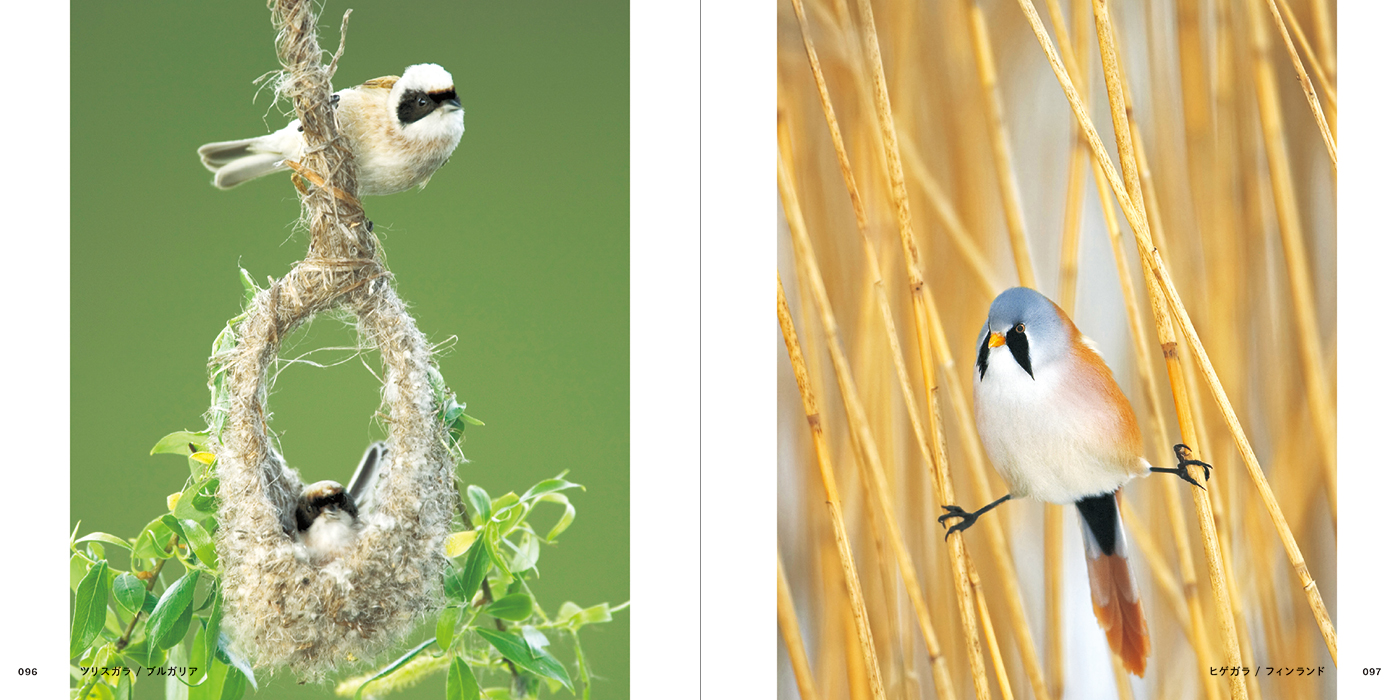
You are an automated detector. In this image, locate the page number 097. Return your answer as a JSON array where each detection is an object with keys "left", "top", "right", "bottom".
[{"left": 1363, "top": 668, "right": 1382, "bottom": 676}]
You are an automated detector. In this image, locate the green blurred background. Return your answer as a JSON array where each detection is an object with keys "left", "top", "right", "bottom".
[{"left": 71, "top": 1, "right": 629, "bottom": 697}]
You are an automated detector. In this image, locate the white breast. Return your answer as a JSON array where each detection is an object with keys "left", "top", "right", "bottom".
[{"left": 973, "top": 349, "right": 1147, "bottom": 504}]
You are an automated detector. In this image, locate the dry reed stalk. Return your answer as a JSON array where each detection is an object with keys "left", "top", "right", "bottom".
[
  {"left": 1308, "top": 0, "right": 1336, "bottom": 78},
  {"left": 780, "top": 17, "right": 961, "bottom": 687},
  {"left": 1041, "top": 504, "right": 1062, "bottom": 700},
  {"left": 1245, "top": 0, "right": 1339, "bottom": 528},
  {"left": 850, "top": 0, "right": 994, "bottom": 696},
  {"left": 922, "top": 274, "right": 1052, "bottom": 700},
  {"left": 1043, "top": 3, "right": 1089, "bottom": 694},
  {"left": 780, "top": 550, "right": 823, "bottom": 700},
  {"left": 778, "top": 273, "right": 887, "bottom": 700},
  {"left": 1275, "top": 0, "right": 1337, "bottom": 122},
  {"left": 1013, "top": 0, "right": 1338, "bottom": 668},
  {"left": 782, "top": 131, "right": 975, "bottom": 698},
  {"left": 1090, "top": 5, "right": 1247, "bottom": 698},
  {"left": 820, "top": 520, "right": 857, "bottom": 700},
  {"left": 966, "top": 1, "right": 1036, "bottom": 288},
  {"left": 1258, "top": 0, "right": 1336, "bottom": 167},
  {"left": 899, "top": 143, "right": 1003, "bottom": 300},
  {"left": 971, "top": 563, "right": 1015, "bottom": 700},
  {"left": 779, "top": 1, "right": 1333, "bottom": 697},
  {"left": 844, "top": 605, "right": 875, "bottom": 700},
  {"left": 1046, "top": 0, "right": 1092, "bottom": 314},
  {"left": 1091, "top": 159, "right": 1220, "bottom": 700}
]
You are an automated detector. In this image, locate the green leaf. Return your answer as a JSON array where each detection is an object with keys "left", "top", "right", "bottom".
[
  {"left": 483, "top": 525, "right": 515, "bottom": 585},
  {"left": 445, "top": 530, "right": 477, "bottom": 558},
  {"left": 71, "top": 560, "right": 109, "bottom": 658},
  {"left": 489, "top": 493, "right": 520, "bottom": 517},
  {"left": 113, "top": 573, "right": 146, "bottom": 615},
  {"left": 173, "top": 478, "right": 216, "bottom": 520},
  {"left": 152, "top": 431, "right": 210, "bottom": 457},
  {"left": 476, "top": 628, "right": 574, "bottom": 693},
  {"left": 202, "top": 591, "right": 223, "bottom": 672},
  {"left": 351, "top": 638, "right": 434, "bottom": 700},
  {"left": 216, "top": 631, "right": 257, "bottom": 691},
  {"left": 559, "top": 602, "right": 613, "bottom": 631},
  {"left": 188, "top": 656, "right": 227, "bottom": 700},
  {"left": 75, "top": 532, "right": 135, "bottom": 552},
  {"left": 180, "top": 519, "right": 219, "bottom": 569},
  {"left": 218, "top": 664, "right": 247, "bottom": 700},
  {"left": 71, "top": 553, "right": 90, "bottom": 591},
  {"left": 148, "top": 572, "right": 199, "bottom": 650},
  {"left": 443, "top": 560, "right": 469, "bottom": 604},
  {"left": 460, "top": 534, "right": 492, "bottom": 602},
  {"left": 539, "top": 493, "right": 577, "bottom": 542},
  {"left": 466, "top": 486, "right": 491, "bottom": 524},
  {"left": 446, "top": 654, "right": 481, "bottom": 700},
  {"left": 239, "top": 267, "right": 260, "bottom": 304},
  {"left": 135, "top": 518, "right": 177, "bottom": 560},
  {"left": 522, "top": 626, "right": 550, "bottom": 658},
  {"left": 115, "top": 668, "right": 133, "bottom": 700},
  {"left": 508, "top": 534, "right": 540, "bottom": 574},
  {"left": 165, "top": 641, "right": 190, "bottom": 700},
  {"left": 495, "top": 502, "right": 527, "bottom": 537},
  {"left": 191, "top": 478, "right": 220, "bottom": 515},
  {"left": 485, "top": 593, "right": 533, "bottom": 622},
  {"left": 521, "top": 477, "right": 583, "bottom": 502},
  {"left": 436, "top": 606, "right": 460, "bottom": 652}
]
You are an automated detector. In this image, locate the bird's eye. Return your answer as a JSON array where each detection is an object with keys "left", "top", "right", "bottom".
[
  {"left": 1015, "top": 323, "right": 1025, "bottom": 334},
  {"left": 418, "top": 96, "right": 428, "bottom": 106}
]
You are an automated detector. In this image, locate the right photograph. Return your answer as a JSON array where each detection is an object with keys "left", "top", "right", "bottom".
[{"left": 776, "top": 0, "right": 1336, "bottom": 699}]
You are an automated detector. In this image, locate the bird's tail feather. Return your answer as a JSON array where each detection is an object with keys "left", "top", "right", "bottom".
[
  {"left": 208, "top": 153, "right": 288, "bottom": 190},
  {"left": 1076, "top": 490, "right": 1150, "bottom": 677},
  {"left": 198, "top": 138, "right": 290, "bottom": 189}
]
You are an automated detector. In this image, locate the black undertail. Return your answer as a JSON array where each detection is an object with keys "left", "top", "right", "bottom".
[{"left": 1075, "top": 491, "right": 1119, "bottom": 556}]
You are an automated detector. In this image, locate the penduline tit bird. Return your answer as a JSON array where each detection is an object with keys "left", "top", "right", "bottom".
[
  {"left": 939, "top": 287, "right": 1211, "bottom": 677},
  {"left": 293, "top": 442, "right": 387, "bottom": 565},
  {"left": 199, "top": 64, "right": 464, "bottom": 196}
]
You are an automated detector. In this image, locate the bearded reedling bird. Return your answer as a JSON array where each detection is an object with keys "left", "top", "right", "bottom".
[
  {"left": 198, "top": 63, "right": 464, "bottom": 196},
  {"left": 938, "top": 287, "right": 1211, "bottom": 677},
  {"left": 292, "top": 442, "right": 388, "bottom": 565}
]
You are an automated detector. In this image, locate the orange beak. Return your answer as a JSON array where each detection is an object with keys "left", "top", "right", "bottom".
[{"left": 988, "top": 331, "right": 1005, "bottom": 348}]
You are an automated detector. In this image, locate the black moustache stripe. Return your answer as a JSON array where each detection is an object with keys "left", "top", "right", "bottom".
[
  {"left": 1006, "top": 326, "right": 1033, "bottom": 379},
  {"left": 976, "top": 331, "right": 991, "bottom": 380}
]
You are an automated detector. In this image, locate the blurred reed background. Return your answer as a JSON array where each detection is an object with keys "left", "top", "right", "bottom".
[{"left": 776, "top": 0, "right": 1336, "bottom": 698}]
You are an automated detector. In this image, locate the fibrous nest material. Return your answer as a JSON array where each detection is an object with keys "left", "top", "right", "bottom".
[{"left": 207, "top": 0, "right": 459, "bottom": 681}]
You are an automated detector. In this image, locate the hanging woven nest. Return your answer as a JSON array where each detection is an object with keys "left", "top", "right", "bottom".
[{"left": 206, "top": 0, "right": 458, "bottom": 680}]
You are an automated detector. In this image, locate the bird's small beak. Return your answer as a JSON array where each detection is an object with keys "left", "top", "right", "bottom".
[
  {"left": 988, "top": 332, "right": 1005, "bottom": 348},
  {"left": 446, "top": 98, "right": 462, "bottom": 111}
]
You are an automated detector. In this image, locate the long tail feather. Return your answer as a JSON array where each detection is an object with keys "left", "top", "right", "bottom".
[{"left": 1076, "top": 490, "right": 1150, "bottom": 676}]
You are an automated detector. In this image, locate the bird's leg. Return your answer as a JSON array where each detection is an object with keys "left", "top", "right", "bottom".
[
  {"left": 938, "top": 493, "right": 1012, "bottom": 540},
  {"left": 1150, "top": 443, "right": 1213, "bottom": 490}
]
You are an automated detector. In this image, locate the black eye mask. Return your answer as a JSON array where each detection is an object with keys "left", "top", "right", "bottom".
[
  {"left": 295, "top": 489, "right": 359, "bottom": 531},
  {"left": 397, "top": 88, "right": 459, "bottom": 126}
]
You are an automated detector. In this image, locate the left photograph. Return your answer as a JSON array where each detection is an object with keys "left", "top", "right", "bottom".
[{"left": 70, "top": 2, "right": 629, "bottom": 698}]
